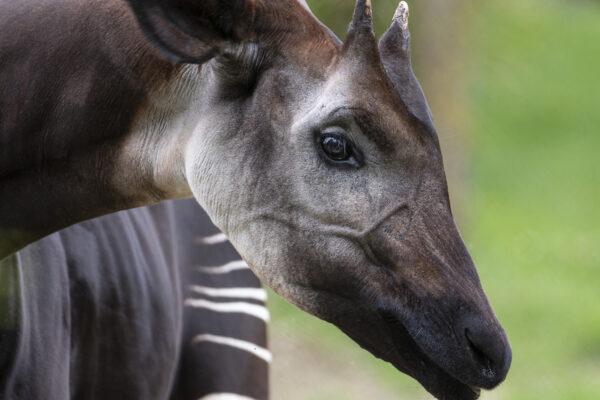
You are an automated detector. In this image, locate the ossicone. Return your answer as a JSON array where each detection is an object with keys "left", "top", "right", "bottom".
[
  {"left": 343, "top": 0, "right": 378, "bottom": 60},
  {"left": 379, "top": 1, "right": 434, "bottom": 130}
]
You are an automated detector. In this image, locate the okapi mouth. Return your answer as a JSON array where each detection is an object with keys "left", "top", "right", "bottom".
[
  {"left": 324, "top": 292, "right": 483, "bottom": 399},
  {"left": 377, "top": 310, "right": 482, "bottom": 400},
  {"left": 283, "top": 275, "right": 491, "bottom": 399}
]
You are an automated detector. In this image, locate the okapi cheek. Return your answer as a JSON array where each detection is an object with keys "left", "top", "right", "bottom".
[{"left": 365, "top": 207, "right": 448, "bottom": 296}]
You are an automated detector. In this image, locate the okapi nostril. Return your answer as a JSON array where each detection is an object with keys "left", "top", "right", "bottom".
[{"left": 465, "top": 329, "right": 497, "bottom": 380}]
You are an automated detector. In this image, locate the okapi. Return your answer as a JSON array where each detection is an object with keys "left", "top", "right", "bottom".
[{"left": 0, "top": 0, "right": 512, "bottom": 399}]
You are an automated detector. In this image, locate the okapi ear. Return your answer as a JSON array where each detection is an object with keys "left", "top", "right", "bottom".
[
  {"left": 211, "top": 43, "right": 269, "bottom": 98},
  {"left": 379, "top": 1, "right": 434, "bottom": 129},
  {"left": 126, "top": 0, "right": 257, "bottom": 63}
]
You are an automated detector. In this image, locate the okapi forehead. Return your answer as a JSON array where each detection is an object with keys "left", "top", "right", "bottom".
[
  {"left": 298, "top": 71, "right": 430, "bottom": 158},
  {"left": 267, "top": 3, "right": 435, "bottom": 153}
]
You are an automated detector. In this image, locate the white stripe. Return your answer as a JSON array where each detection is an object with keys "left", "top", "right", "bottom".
[
  {"left": 195, "top": 232, "right": 228, "bottom": 245},
  {"left": 188, "top": 286, "right": 267, "bottom": 302},
  {"left": 198, "top": 394, "right": 257, "bottom": 400},
  {"left": 193, "top": 334, "right": 272, "bottom": 363},
  {"left": 184, "top": 298, "right": 270, "bottom": 322},
  {"left": 195, "top": 260, "right": 249, "bottom": 274}
]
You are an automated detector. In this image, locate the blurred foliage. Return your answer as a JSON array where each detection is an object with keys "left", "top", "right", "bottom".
[
  {"left": 465, "top": 0, "right": 600, "bottom": 398},
  {"left": 269, "top": 0, "right": 600, "bottom": 399}
]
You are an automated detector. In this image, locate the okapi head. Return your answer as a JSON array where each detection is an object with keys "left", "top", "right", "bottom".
[{"left": 127, "top": 0, "right": 511, "bottom": 398}]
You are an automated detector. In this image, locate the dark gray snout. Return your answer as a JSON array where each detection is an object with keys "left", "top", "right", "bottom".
[{"left": 459, "top": 312, "right": 512, "bottom": 389}]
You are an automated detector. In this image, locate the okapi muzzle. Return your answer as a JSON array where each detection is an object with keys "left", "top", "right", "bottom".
[{"left": 364, "top": 197, "right": 512, "bottom": 397}]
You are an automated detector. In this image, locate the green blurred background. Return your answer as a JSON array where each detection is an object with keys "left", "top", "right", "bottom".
[{"left": 267, "top": 0, "right": 600, "bottom": 399}]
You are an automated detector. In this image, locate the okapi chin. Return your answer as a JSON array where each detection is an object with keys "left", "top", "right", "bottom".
[{"left": 0, "top": 0, "right": 511, "bottom": 399}]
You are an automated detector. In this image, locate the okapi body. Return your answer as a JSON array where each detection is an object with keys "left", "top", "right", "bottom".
[
  {"left": 0, "top": 0, "right": 511, "bottom": 399},
  {"left": 0, "top": 199, "right": 268, "bottom": 400}
]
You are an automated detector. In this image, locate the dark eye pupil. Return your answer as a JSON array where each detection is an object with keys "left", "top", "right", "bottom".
[{"left": 322, "top": 135, "right": 349, "bottom": 161}]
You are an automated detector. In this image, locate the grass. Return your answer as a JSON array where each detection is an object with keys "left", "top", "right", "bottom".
[{"left": 268, "top": 0, "right": 600, "bottom": 399}]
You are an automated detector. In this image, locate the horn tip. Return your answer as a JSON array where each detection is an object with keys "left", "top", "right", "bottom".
[
  {"left": 351, "top": 0, "right": 373, "bottom": 26},
  {"left": 394, "top": 1, "right": 409, "bottom": 31}
]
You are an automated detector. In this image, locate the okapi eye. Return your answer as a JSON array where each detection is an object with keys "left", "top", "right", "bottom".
[
  {"left": 321, "top": 134, "right": 350, "bottom": 161},
  {"left": 316, "top": 129, "right": 363, "bottom": 168}
]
